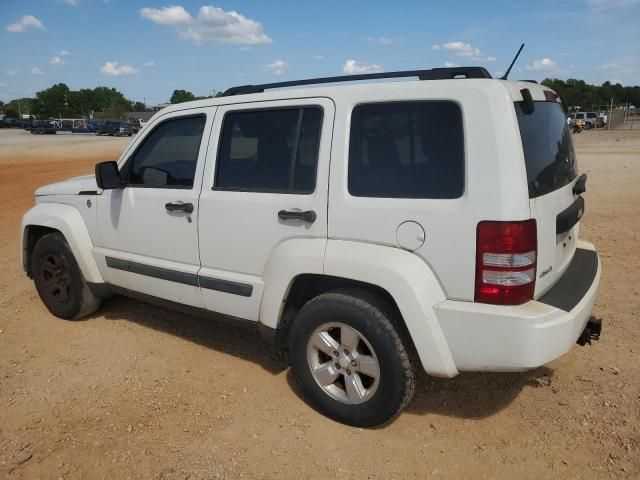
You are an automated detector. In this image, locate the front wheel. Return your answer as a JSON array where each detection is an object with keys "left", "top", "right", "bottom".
[
  {"left": 289, "top": 289, "right": 415, "bottom": 427},
  {"left": 31, "top": 232, "right": 101, "bottom": 320}
]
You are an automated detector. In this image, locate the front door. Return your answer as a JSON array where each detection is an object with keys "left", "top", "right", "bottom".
[
  {"left": 94, "top": 108, "right": 215, "bottom": 308},
  {"left": 197, "top": 98, "right": 334, "bottom": 321}
]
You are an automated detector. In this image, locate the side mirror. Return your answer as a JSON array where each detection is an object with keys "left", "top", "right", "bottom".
[{"left": 95, "top": 161, "right": 121, "bottom": 190}]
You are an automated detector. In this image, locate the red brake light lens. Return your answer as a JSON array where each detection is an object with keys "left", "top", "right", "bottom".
[
  {"left": 475, "top": 220, "right": 537, "bottom": 305},
  {"left": 544, "top": 91, "right": 560, "bottom": 103}
]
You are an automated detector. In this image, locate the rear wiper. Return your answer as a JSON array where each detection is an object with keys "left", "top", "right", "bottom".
[{"left": 573, "top": 173, "right": 587, "bottom": 195}]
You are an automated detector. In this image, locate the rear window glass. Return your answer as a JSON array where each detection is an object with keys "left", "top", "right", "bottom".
[
  {"left": 515, "top": 101, "right": 578, "bottom": 198},
  {"left": 348, "top": 101, "right": 464, "bottom": 198}
]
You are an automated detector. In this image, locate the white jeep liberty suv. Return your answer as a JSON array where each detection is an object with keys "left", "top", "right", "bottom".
[{"left": 21, "top": 67, "right": 601, "bottom": 427}]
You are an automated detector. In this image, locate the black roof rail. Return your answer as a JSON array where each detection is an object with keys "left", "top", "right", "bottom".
[
  {"left": 520, "top": 80, "right": 539, "bottom": 84},
  {"left": 220, "top": 66, "right": 492, "bottom": 96}
]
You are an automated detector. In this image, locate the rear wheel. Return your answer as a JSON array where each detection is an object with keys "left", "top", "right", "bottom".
[
  {"left": 289, "top": 289, "right": 415, "bottom": 427},
  {"left": 31, "top": 232, "right": 100, "bottom": 320}
]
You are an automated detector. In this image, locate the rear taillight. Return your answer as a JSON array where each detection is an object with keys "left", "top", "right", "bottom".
[{"left": 475, "top": 220, "right": 537, "bottom": 305}]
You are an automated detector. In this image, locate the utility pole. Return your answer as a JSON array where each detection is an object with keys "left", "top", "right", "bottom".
[{"left": 608, "top": 97, "right": 613, "bottom": 131}]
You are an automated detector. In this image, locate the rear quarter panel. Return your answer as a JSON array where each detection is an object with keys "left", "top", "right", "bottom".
[{"left": 327, "top": 80, "right": 531, "bottom": 301}]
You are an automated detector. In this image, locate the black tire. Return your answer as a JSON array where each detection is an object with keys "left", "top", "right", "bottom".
[
  {"left": 31, "top": 232, "right": 100, "bottom": 320},
  {"left": 289, "top": 288, "right": 415, "bottom": 427}
]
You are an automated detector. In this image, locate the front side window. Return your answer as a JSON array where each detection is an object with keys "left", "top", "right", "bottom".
[
  {"left": 215, "top": 107, "right": 322, "bottom": 193},
  {"left": 348, "top": 101, "right": 464, "bottom": 198},
  {"left": 125, "top": 115, "right": 206, "bottom": 188}
]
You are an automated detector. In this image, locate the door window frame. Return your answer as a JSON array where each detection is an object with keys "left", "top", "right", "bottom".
[
  {"left": 212, "top": 105, "right": 325, "bottom": 195},
  {"left": 119, "top": 112, "right": 208, "bottom": 190}
]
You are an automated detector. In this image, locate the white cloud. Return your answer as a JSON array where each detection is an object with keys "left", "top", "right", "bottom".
[
  {"left": 140, "top": 5, "right": 272, "bottom": 45},
  {"left": 50, "top": 56, "right": 64, "bottom": 65},
  {"left": 526, "top": 58, "right": 558, "bottom": 71},
  {"left": 343, "top": 59, "right": 383, "bottom": 74},
  {"left": 366, "top": 36, "right": 396, "bottom": 45},
  {"left": 31, "top": 67, "right": 44, "bottom": 75},
  {"left": 597, "top": 57, "right": 640, "bottom": 84},
  {"left": 6, "top": 15, "right": 45, "bottom": 33},
  {"left": 60, "top": 50, "right": 71, "bottom": 56},
  {"left": 313, "top": 54, "right": 325, "bottom": 60},
  {"left": 444, "top": 61, "right": 459, "bottom": 68},
  {"left": 144, "top": 60, "right": 156, "bottom": 67},
  {"left": 140, "top": 5, "right": 192, "bottom": 24},
  {"left": 64, "top": 0, "right": 79, "bottom": 6},
  {"left": 433, "top": 41, "right": 496, "bottom": 62},
  {"left": 100, "top": 61, "right": 139, "bottom": 77},
  {"left": 264, "top": 59, "right": 288, "bottom": 76}
]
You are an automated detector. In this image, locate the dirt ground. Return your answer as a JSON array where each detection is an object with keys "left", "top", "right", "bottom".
[{"left": 0, "top": 128, "right": 638, "bottom": 479}]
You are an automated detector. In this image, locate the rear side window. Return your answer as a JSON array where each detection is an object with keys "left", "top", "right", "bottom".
[
  {"left": 348, "top": 101, "right": 464, "bottom": 198},
  {"left": 515, "top": 102, "right": 577, "bottom": 198},
  {"left": 215, "top": 107, "right": 322, "bottom": 193},
  {"left": 126, "top": 115, "right": 206, "bottom": 188}
]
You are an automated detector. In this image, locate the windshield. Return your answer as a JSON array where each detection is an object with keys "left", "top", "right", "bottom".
[{"left": 515, "top": 101, "right": 578, "bottom": 198}]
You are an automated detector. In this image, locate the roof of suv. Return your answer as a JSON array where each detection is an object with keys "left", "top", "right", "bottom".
[{"left": 158, "top": 67, "right": 557, "bottom": 115}]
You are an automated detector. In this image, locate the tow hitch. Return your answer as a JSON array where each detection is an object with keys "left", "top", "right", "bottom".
[{"left": 577, "top": 318, "right": 602, "bottom": 346}]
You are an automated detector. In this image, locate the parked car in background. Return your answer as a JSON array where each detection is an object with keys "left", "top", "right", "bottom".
[
  {"left": 0, "top": 117, "right": 21, "bottom": 128},
  {"left": 87, "top": 120, "right": 105, "bottom": 132},
  {"left": 21, "top": 118, "right": 34, "bottom": 130},
  {"left": 129, "top": 120, "right": 141, "bottom": 134},
  {"left": 30, "top": 120, "right": 58, "bottom": 135},
  {"left": 568, "top": 112, "right": 599, "bottom": 129},
  {"left": 585, "top": 112, "right": 598, "bottom": 129},
  {"left": 95, "top": 121, "right": 132, "bottom": 136}
]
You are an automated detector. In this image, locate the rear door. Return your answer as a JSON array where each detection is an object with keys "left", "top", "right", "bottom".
[
  {"left": 197, "top": 98, "right": 333, "bottom": 321},
  {"left": 515, "top": 99, "right": 580, "bottom": 297}
]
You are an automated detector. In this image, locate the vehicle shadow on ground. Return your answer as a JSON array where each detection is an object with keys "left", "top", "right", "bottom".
[
  {"left": 94, "top": 295, "right": 289, "bottom": 375},
  {"left": 405, "top": 366, "right": 554, "bottom": 419},
  {"left": 284, "top": 366, "right": 554, "bottom": 423},
  {"left": 95, "top": 295, "right": 557, "bottom": 421}
]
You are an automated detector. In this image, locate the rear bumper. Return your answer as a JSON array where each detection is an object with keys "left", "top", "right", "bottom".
[{"left": 435, "top": 241, "right": 601, "bottom": 372}]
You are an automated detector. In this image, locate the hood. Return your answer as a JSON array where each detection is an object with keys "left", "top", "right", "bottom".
[{"left": 35, "top": 174, "right": 98, "bottom": 196}]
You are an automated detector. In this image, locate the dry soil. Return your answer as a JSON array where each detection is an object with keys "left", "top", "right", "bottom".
[{"left": 0, "top": 128, "right": 638, "bottom": 479}]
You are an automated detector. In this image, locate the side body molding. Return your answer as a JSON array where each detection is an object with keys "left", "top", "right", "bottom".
[
  {"left": 324, "top": 240, "right": 459, "bottom": 378},
  {"left": 21, "top": 203, "right": 104, "bottom": 284}
]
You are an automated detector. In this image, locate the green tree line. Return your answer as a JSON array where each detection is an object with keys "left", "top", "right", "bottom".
[
  {"left": 0, "top": 83, "right": 135, "bottom": 119},
  {"left": 1, "top": 80, "right": 637, "bottom": 120},
  {"left": 0, "top": 84, "right": 211, "bottom": 119},
  {"left": 541, "top": 79, "right": 639, "bottom": 111}
]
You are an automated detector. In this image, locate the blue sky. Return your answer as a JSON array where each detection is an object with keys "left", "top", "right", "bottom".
[{"left": 1, "top": 0, "right": 639, "bottom": 105}]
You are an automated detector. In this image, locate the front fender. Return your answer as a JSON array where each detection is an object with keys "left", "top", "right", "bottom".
[
  {"left": 21, "top": 203, "right": 104, "bottom": 284},
  {"left": 324, "top": 240, "right": 458, "bottom": 378}
]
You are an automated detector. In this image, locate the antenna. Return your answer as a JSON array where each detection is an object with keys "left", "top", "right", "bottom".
[{"left": 500, "top": 43, "right": 525, "bottom": 80}]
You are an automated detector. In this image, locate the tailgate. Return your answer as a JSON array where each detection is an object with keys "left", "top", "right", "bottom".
[
  {"left": 530, "top": 181, "right": 582, "bottom": 296},
  {"left": 514, "top": 98, "right": 580, "bottom": 297}
]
